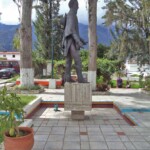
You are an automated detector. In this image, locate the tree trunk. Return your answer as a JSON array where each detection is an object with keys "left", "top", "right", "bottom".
[
  {"left": 20, "top": 0, "right": 34, "bottom": 87},
  {"left": 88, "top": 0, "right": 97, "bottom": 90}
]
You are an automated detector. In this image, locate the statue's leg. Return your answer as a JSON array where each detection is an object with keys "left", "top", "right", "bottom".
[
  {"left": 64, "top": 50, "right": 72, "bottom": 82},
  {"left": 70, "top": 44, "right": 85, "bottom": 83}
]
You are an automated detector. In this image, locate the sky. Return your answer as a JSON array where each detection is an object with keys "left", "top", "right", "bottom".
[{"left": 0, "top": 0, "right": 106, "bottom": 25}]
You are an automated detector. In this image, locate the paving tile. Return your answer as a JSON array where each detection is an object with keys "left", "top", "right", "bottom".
[
  {"left": 34, "top": 134, "right": 49, "bottom": 142},
  {"left": 106, "top": 141, "right": 126, "bottom": 149},
  {"left": 123, "top": 142, "right": 136, "bottom": 149},
  {"left": 37, "top": 127, "right": 51, "bottom": 132},
  {"left": 104, "top": 135, "right": 121, "bottom": 142},
  {"left": 81, "top": 142, "right": 90, "bottom": 149},
  {"left": 64, "top": 134, "right": 80, "bottom": 141},
  {"left": 44, "top": 141, "right": 63, "bottom": 150},
  {"left": 119, "top": 135, "right": 130, "bottom": 142},
  {"left": 51, "top": 126, "right": 66, "bottom": 134},
  {"left": 80, "top": 135, "right": 89, "bottom": 141},
  {"left": 32, "top": 141, "right": 46, "bottom": 150},
  {"left": 66, "top": 127, "right": 79, "bottom": 134},
  {"left": 63, "top": 141, "right": 80, "bottom": 149},
  {"left": 47, "top": 134, "right": 64, "bottom": 141},
  {"left": 88, "top": 135, "right": 105, "bottom": 141},
  {"left": 132, "top": 141, "right": 150, "bottom": 149},
  {"left": 90, "top": 142, "right": 108, "bottom": 149},
  {"left": 128, "top": 135, "right": 146, "bottom": 142},
  {"left": 35, "top": 131, "right": 50, "bottom": 135}
]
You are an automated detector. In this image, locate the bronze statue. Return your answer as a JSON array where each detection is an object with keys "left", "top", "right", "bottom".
[{"left": 62, "top": 0, "right": 87, "bottom": 83}]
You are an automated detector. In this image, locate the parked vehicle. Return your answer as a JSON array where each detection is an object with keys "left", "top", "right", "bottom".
[
  {"left": 0, "top": 60, "right": 20, "bottom": 73},
  {"left": 0, "top": 68, "right": 16, "bottom": 78}
]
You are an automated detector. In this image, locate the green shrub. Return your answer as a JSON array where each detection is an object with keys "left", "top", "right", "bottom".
[
  {"left": 144, "top": 76, "right": 150, "bottom": 90},
  {"left": 130, "top": 82, "right": 140, "bottom": 88},
  {"left": 14, "top": 85, "right": 41, "bottom": 90}
]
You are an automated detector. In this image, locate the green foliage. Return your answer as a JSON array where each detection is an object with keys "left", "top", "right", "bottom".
[
  {"left": 18, "top": 95, "right": 37, "bottom": 107},
  {"left": 97, "top": 44, "right": 109, "bottom": 58},
  {"left": 110, "top": 80, "right": 141, "bottom": 88},
  {"left": 0, "top": 92, "right": 36, "bottom": 142},
  {"left": 53, "top": 60, "right": 65, "bottom": 79},
  {"left": 53, "top": 56, "right": 120, "bottom": 82},
  {"left": 33, "top": 0, "right": 63, "bottom": 61},
  {"left": 103, "top": 0, "right": 150, "bottom": 65},
  {"left": 139, "top": 74, "right": 145, "bottom": 88},
  {"left": 144, "top": 76, "right": 150, "bottom": 90},
  {"left": 130, "top": 82, "right": 141, "bottom": 89},
  {"left": 80, "top": 50, "right": 89, "bottom": 61},
  {"left": 14, "top": 85, "right": 41, "bottom": 90},
  {"left": 96, "top": 58, "right": 121, "bottom": 83},
  {"left": 7, "top": 75, "right": 20, "bottom": 82},
  {"left": 0, "top": 86, "right": 24, "bottom": 137},
  {"left": 96, "top": 76, "right": 104, "bottom": 85},
  {"left": 96, "top": 76, "right": 109, "bottom": 91},
  {"left": 13, "top": 28, "right": 20, "bottom": 51},
  {"left": 32, "top": 51, "right": 47, "bottom": 76}
]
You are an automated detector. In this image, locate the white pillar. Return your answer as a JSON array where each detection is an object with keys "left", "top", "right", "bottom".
[
  {"left": 49, "top": 79, "right": 56, "bottom": 89},
  {"left": 88, "top": 70, "right": 96, "bottom": 90},
  {"left": 20, "top": 68, "right": 34, "bottom": 86}
]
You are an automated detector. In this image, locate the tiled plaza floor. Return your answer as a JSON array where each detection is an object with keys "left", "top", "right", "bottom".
[
  {"left": 31, "top": 107, "right": 150, "bottom": 150},
  {"left": 1, "top": 88, "right": 150, "bottom": 150},
  {"left": 31, "top": 88, "right": 150, "bottom": 150}
]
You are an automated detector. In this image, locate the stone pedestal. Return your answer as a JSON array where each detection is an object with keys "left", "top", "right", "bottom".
[
  {"left": 49, "top": 79, "right": 56, "bottom": 89},
  {"left": 65, "top": 82, "right": 92, "bottom": 120},
  {"left": 71, "top": 111, "right": 84, "bottom": 120}
]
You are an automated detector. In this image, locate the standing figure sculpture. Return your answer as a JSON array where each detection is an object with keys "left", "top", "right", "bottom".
[{"left": 62, "top": 0, "right": 87, "bottom": 83}]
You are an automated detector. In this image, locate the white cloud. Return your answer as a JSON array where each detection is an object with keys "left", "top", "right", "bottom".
[
  {"left": 0, "top": 0, "right": 106, "bottom": 25},
  {"left": 0, "top": 0, "right": 20, "bottom": 24}
]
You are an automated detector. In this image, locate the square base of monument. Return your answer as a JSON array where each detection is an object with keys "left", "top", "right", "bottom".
[
  {"left": 71, "top": 111, "right": 84, "bottom": 120},
  {"left": 64, "top": 82, "right": 92, "bottom": 111}
]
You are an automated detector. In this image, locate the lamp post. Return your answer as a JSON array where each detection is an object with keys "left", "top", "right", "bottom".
[
  {"left": 48, "top": 0, "right": 56, "bottom": 89},
  {"left": 50, "top": 0, "right": 54, "bottom": 79}
]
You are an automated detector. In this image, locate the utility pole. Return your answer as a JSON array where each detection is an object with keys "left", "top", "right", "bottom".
[{"left": 50, "top": 0, "right": 54, "bottom": 79}]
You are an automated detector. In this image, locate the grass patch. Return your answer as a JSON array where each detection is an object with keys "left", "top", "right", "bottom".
[
  {"left": 19, "top": 95, "right": 37, "bottom": 107},
  {"left": 0, "top": 95, "right": 36, "bottom": 143}
]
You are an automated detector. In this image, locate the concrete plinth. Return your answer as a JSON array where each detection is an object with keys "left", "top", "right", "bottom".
[
  {"left": 71, "top": 111, "right": 84, "bottom": 120},
  {"left": 49, "top": 79, "right": 56, "bottom": 89},
  {"left": 65, "top": 82, "right": 92, "bottom": 120}
]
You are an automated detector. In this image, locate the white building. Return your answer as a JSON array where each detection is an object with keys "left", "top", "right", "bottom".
[
  {"left": 0, "top": 52, "right": 20, "bottom": 61},
  {"left": 125, "top": 58, "right": 150, "bottom": 76}
]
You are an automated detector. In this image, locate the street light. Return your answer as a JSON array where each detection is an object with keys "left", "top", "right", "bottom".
[{"left": 50, "top": 0, "right": 54, "bottom": 79}]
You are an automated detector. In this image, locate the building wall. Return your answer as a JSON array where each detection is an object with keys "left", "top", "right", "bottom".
[
  {"left": 0, "top": 52, "right": 20, "bottom": 61},
  {"left": 125, "top": 59, "right": 150, "bottom": 74}
]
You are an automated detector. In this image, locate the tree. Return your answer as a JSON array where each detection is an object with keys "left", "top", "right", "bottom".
[
  {"left": 103, "top": 0, "right": 150, "bottom": 65},
  {"left": 88, "top": 0, "right": 98, "bottom": 90},
  {"left": 97, "top": 43, "right": 109, "bottom": 58},
  {"left": 34, "top": 0, "right": 63, "bottom": 61},
  {"left": 19, "top": 0, "right": 34, "bottom": 87},
  {"left": 13, "top": 29, "right": 20, "bottom": 51}
]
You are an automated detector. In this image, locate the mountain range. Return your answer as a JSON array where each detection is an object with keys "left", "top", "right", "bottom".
[{"left": 0, "top": 23, "right": 113, "bottom": 51}]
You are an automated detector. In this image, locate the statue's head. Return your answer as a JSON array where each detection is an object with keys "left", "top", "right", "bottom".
[{"left": 69, "top": 0, "right": 78, "bottom": 10}]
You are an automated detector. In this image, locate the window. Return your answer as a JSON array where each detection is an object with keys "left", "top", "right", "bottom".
[
  {"left": 3, "top": 55, "right": 6, "bottom": 57},
  {"left": 12, "top": 55, "right": 15, "bottom": 58}
]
